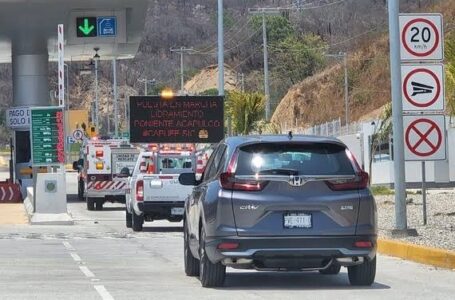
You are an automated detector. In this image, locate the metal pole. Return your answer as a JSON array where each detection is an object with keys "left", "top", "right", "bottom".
[
  {"left": 218, "top": 0, "right": 224, "bottom": 96},
  {"left": 95, "top": 59, "right": 99, "bottom": 131},
  {"left": 388, "top": 0, "right": 408, "bottom": 231},
  {"left": 144, "top": 80, "right": 147, "bottom": 96},
  {"left": 422, "top": 161, "right": 427, "bottom": 225},
  {"left": 344, "top": 53, "right": 349, "bottom": 129},
  {"left": 180, "top": 46, "right": 184, "bottom": 95},
  {"left": 263, "top": 12, "right": 271, "bottom": 120},
  {"left": 113, "top": 58, "right": 118, "bottom": 138}
]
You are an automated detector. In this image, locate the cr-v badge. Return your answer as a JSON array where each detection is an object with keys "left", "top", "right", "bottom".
[{"left": 240, "top": 205, "right": 259, "bottom": 210}]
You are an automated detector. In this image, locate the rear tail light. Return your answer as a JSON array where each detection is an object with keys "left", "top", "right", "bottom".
[
  {"left": 136, "top": 180, "right": 144, "bottom": 202},
  {"left": 220, "top": 172, "right": 268, "bottom": 191},
  {"left": 326, "top": 171, "right": 369, "bottom": 191},
  {"left": 217, "top": 242, "right": 239, "bottom": 250},
  {"left": 96, "top": 162, "right": 104, "bottom": 170},
  {"left": 354, "top": 241, "right": 373, "bottom": 248}
]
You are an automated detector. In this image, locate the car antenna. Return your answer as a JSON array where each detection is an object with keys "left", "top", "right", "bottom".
[{"left": 288, "top": 131, "right": 293, "bottom": 140}]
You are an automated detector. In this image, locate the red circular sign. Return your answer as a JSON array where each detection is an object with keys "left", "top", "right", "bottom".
[
  {"left": 403, "top": 68, "right": 441, "bottom": 108},
  {"left": 402, "top": 18, "right": 440, "bottom": 57},
  {"left": 405, "top": 118, "right": 442, "bottom": 157}
]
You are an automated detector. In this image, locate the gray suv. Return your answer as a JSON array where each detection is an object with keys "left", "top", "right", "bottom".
[{"left": 179, "top": 135, "right": 377, "bottom": 287}]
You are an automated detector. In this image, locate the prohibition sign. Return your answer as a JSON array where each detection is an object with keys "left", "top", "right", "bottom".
[
  {"left": 403, "top": 68, "right": 441, "bottom": 108},
  {"left": 405, "top": 118, "right": 442, "bottom": 157},
  {"left": 402, "top": 18, "right": 440, "bottom": 57}
]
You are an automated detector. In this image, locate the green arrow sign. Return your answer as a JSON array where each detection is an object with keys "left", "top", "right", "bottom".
[{"left": 77, "top": 17, "right": 97, "bottom": 37}]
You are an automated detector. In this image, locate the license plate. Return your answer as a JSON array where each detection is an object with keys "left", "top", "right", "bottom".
[
  {"left": 171, "top": 207, "right": 184, "bottom": 216},
  {"left": 284, "top": 213, "right": 312, "bottom": 229}
]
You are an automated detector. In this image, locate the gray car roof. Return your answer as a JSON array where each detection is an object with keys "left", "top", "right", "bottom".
[{"left": 223, "top": 134, "right": 347, "bottom": 149}]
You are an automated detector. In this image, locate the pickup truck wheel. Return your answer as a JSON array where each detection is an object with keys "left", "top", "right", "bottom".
[
  {"left": 199, "top": 227, "right": 225, "bottom": 287},
  {"left": 86, "top": 197, "right": 95, "bottom": 211},
  {"left": 95, "top": 200, "right": 103, "bottom": 211},
  {"left": 132, "top": 210, "right": 144, "bottom": 232},
  {"left": 319, "top": 262, "right": 341, "bottom": 275},
  {"left": 126, "top": 207, "right": 132, "bottom": 228},
  {"left": 348, "top": 256, "right": 376, "bottom": 286},
  {"left": 184, "top": 220, "right": 199, "bottom": 276}
]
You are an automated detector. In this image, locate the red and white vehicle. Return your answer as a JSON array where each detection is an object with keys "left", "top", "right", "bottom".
[
  {"left": 74, "top": 138, "right": 139, "bottom": 211},
  {"left": 126, "top": 144, "right": 197, "bottom": 231}
]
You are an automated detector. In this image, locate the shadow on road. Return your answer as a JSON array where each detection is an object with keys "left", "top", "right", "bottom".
[
  {"left": 142, "top": 226, "right": 183, "bottom": 233},
  {"left": 220, "top": 272, "right": 391, "bottom": 290}
]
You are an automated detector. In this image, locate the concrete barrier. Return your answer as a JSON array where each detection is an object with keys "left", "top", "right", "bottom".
[{"left": 378, "top": 238, "right": 455, "bottom": 270}]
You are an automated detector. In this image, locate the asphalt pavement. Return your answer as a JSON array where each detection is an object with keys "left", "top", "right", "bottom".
[{"left": 0, "top": 173, "right": 454, "bottom": 299}]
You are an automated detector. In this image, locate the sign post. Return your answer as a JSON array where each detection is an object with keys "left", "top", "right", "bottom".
[{"left": 400, "top": 13, "right": 445, "bottom": 227}]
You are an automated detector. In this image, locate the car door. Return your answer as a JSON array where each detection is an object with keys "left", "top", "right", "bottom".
[{"left": 188, "top": 145, "right": 220, "bottom": 247}]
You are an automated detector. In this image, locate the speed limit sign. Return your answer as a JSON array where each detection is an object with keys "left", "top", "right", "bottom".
[{"left": 400, "top": 14, "right": 443, "bottom": 61}]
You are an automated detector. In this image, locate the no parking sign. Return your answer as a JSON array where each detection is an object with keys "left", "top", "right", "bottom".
[{"left": 403, "top": 115, "right": 446, "bottom": 161}]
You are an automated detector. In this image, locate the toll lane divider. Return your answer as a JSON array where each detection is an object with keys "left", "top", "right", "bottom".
[{"left": 378, "top": 238, "right": 455, "bottom": 270}]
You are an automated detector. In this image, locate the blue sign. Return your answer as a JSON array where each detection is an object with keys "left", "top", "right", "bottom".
[{"left": 97, "top": 16, "right": 117, "bottom": 37}]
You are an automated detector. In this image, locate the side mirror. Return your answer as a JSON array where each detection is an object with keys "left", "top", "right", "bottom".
[
  {"left": 72, "top": 161, "right": 78, "bottom": 171},
  {"left": 179, "top": 173, "right": 197, "bottom": 186}
]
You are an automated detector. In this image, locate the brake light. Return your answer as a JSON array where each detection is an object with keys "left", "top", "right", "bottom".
[
  {"left": 326, "top": 171, "right": 369, "bottom": 191},
  {"left": 354, "top": 241, "right": 373, "bottom": 248},
  {"left": 217, "top": 242, "right": 239, "bottom": 250},
  {"left": 136, "top": 180, "right": 144, "bottom": 202}
]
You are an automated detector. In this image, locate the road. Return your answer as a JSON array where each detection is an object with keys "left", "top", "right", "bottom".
[{"left": 0, "top": 173, "right": 454, "bottom": 300}]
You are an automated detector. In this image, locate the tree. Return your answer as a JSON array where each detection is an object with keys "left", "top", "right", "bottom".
[
  {"left": 445, "top": 33, "right": 455, "bottom": 115},
  {"left": 226, "top": 91, "right": 265, "bottom": 135}
]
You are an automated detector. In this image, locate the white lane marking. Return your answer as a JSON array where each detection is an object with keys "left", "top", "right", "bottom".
[
  {"left": 94, "top": 285, "right": 114, "bottom": 300},
  {"left": 70, "top": 252, "right": 82, "bottom": 262},
  {"left": 62, "top": 241, "right": 75, "bottom": 251},
  {"left": 79, "top": 266, "right": 95, "bottom": 278}
]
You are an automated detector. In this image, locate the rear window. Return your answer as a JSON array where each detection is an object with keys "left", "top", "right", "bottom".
[{"left": 235, "top": 143, "right": 354, "bottom": 176}]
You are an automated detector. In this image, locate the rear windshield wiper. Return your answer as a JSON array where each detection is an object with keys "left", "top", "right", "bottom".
[{"left": 257, "top": 168, "right": 298, "bottom": 176}]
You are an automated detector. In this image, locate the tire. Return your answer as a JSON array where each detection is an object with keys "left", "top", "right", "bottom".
[
  {"left": 126, "top": 207, "right": 132, "bottom": 228},
  {"left": 132, "top": 210, "right": 144, "bottom": 232},
  {"left": 348, "top": 257, "right": 376, "bottom": 286},
  {"left": 78, "top": 180, "right": 84, "bottom": 201},
  {"left": 95, "top": 199, "right": 104, "bottom": 211},
  {"left": 199, "top": 227, "right": 226, "bottom": 287},
  {"left": 184, "top": 219, "right": 199, "bottom": 276},
  {"left": 86, "top": 197, "right": 95, "bottom": 211},
  {"left": 319, "top": 262, "right": 341, "bottom": 275}
]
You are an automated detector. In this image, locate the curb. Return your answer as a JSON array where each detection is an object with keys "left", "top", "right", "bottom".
[{"left": 378, "top": 238, "right": 455, "bottom": 270}]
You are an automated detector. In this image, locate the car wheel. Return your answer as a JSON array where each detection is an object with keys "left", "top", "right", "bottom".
[
  {"left": 184, "top": 219, "right": 200, "bottom": 276},
  {"left": 319, "top": 262, "right": 341, "bottom": 275},
  {"left": 132, "top": 210, "right": 144, "bottom": 232},
  {"left": 95, "top": 199, "right": 103, "bottom": 211},
  {"left": 78, "top": 180, "right": 84, "bottom": 201},
  {"left": 348, "top": 256, "right": 376, "bottom": 286},
  {"left": 199, "top": 227, "right": 225, "bottom": 287},
  {"left": 126, "top": 207, "right": 132, "bottom": 228},
  {"left": 86, "top": 197, "right": 95, "bottom": 211}
]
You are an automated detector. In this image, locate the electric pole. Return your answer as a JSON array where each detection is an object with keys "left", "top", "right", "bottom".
[
  {"left": 249, "top": 8, "right": 281, "bottom": 121},
  {"left": 218, "top": 0, "right": 224, "bottom": 97},
  {"left": 113, "top": 58, "right": 118, "bottom": 138},
  {"left": 170, "top": 47, "right": 194, "bottom": 95}
]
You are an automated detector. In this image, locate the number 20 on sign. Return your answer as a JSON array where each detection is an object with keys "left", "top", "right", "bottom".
[{"left": 399, "top": 14, "right": 443, "bottom": 61}]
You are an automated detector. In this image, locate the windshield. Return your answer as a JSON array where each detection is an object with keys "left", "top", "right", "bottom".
[{"left": 235, "top": 143, "right": 354, "bottom": 176}]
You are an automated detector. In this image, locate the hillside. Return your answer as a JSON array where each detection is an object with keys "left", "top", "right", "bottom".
[
  {"left": 184, "top": 65, "right": 238, "bottom": 94},
  {"left": 272, "top": 0, "right": 455, "bottom": 128}
]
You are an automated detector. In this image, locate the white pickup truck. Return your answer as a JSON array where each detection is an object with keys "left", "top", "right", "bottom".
[{"left": 126, "top": 147, "right": 196, "bottom": 231}]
